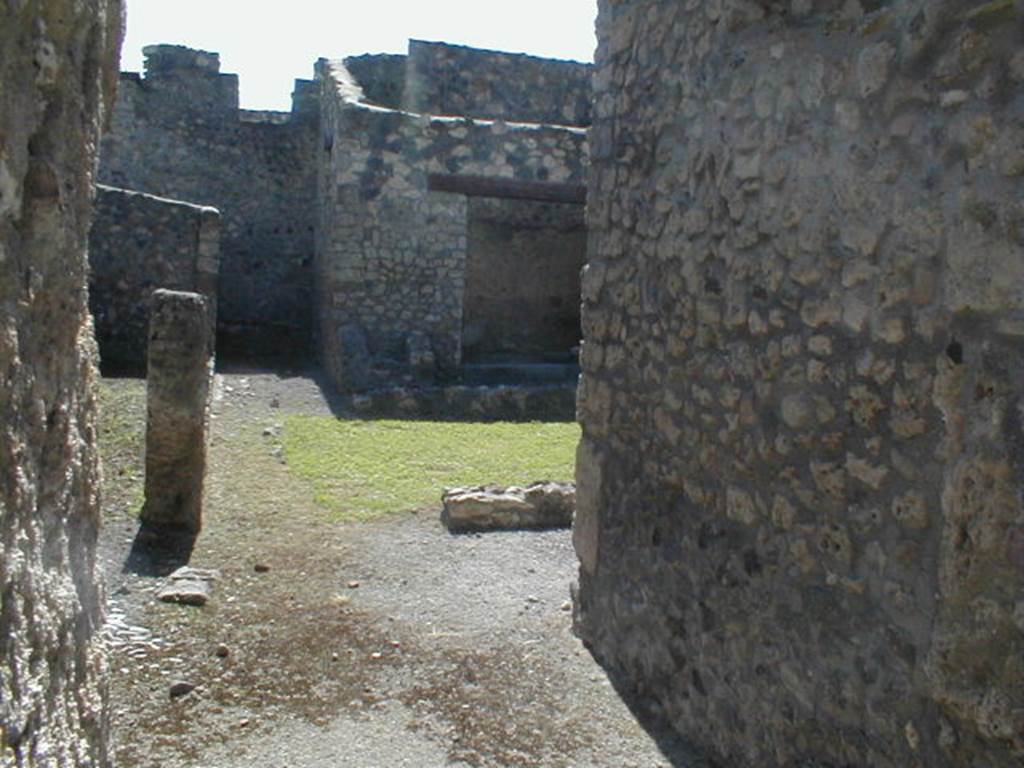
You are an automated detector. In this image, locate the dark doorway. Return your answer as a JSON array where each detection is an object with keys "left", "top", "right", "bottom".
[{"left": 462, "top": 197, "right": 586, "bottom": 377}]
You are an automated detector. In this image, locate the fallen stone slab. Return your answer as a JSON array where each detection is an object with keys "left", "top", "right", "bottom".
[
  {"left": 157, "top": 566, "right": 220, "bottom": 607},
  {"left": 441, "top": 482, "right": 575, "bottom": 533}
]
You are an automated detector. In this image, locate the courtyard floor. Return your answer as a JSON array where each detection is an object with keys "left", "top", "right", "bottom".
[{"left": 97, "top": 369, "right": 705, "bottom": 768}]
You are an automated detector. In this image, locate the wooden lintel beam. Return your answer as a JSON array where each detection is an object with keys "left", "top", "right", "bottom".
[{"left": 426, "top": 174, "right": 586, "bottom": 205}]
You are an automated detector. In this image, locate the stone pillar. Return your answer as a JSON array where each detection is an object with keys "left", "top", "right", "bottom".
[
  {"left": 142, "top": 290, "right": 212, "bottom": 533},
  {"left": 195, "top": 205, "right": 221, "bottom": 347},
  {"left": 0, "top": 1, "right": 124, "bottom": 765}
]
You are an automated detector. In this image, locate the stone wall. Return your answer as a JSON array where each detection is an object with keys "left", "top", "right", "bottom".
[
  {"left": 342, "top": 53, "right": 407, "bottom": 109},
  {"left": 89, "top": 185, "right": 220, "bottom": 371},
  {"left": 97, "top": 41, "right": 591, "bottom": 379},
  {"left": 575, "top": 1, "right": 1024, "bottom": 767},
  {"left": 464, "top": 198, "right": 586, "bottom": 361},
  {"left": 404, "top": 40, "right": 592, "bottom": 126},
  {"left": 316, "top": 60, "right": 588, "bottom": 390},
  {"left": 342, "top": 383, "right": 576, "bottom": 422},
  {"left": 98, "top": 46, "right": 318, "bottom": 358},
  {"left": 0, "top": 1, "right": 123, "bottom": 765}
]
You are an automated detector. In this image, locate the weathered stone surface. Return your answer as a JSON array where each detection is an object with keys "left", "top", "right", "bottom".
[
  {"left": 347, "top": 42, "right": 591, "bottom": 127},
  {"left": 406, "top": 330, "right": 436, "bottom": 379},
  {"left": 89, "top": 185, "right": 221, "bottom": 371},
  {"left": 442, "top": 482, "right": 575, "bottom": 533},
  {"left": 334, "top": 323, "right": 373, "bottom": 390},
  {"left": 157, "top": 567, "right": 219, "bottom": 607},
  {"left": 575, "top": 2, "right": 1024, "bottom": 767},
  {"left": 0, "top": 1, "right": 123, "bottom": 765},
  {"left": 99, "top": 46, "right": 318, "bottom": 354},
  {"left": 142, "top": 290, "right": 213, "bottom": 533},
  {"left": 315, "top": 55, "right": 588, "bottom": 391},
  {"left": 95, "top": 39, "right": 589, "bottom": 389},
  {"left": 344, "top": 383, "right": 576, "bottom": 422},
  {"left": 342, "top": 53, "right": 407, "bottom": 109},
  {"left": 403, "top": 40, "right": 592, "bottom": 127}
]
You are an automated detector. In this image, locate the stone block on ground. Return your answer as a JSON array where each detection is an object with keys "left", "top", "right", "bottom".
[
  {"left": 157, "top": 566, "right": 220, "bottom": 607},
  {"left": 441, "top": 482, "right": 575, "bottom": 533}
]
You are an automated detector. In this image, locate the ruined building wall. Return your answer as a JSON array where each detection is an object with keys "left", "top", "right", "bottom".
[
  {"left": 575, "top": 1, "right": 1024, "bottom": 767},
  {"left": 0, "top": 1, "right": 123, "bottom": 765},
  {"left": 98, "top": 46, "right": 318, "bottom": 355},
  {"left": 404, "top": 40, "right": 592, "bottom": 126},
  {"left": 342, "top": 53, "right": 407, "bottom": 110},
  {"left": 316, "top": 61, "right": 587, "bottom": 390},
  {"left": 88, "top": 185, "right": 220, "bottom": 371}
]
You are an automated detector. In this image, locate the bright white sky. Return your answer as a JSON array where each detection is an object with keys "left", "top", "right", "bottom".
[{"left": 121, "top": 1, "right": 598, "bottom": 110}]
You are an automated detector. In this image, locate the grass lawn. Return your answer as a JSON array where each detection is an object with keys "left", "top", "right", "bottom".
[
  {"left": 96, "top": 378, "right": 147, "bottom": 519},
  {"left": 282, "top": 416, "right": 580, "bottom": 521}
]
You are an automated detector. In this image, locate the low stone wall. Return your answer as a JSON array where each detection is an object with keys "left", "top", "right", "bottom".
[
  {"left": 405, "top": 40, "right": 592, "bottom": 127},
  {"left": 576, "top": 1, "right": 1024, "bottom": 767},
  {"left": 0, "top": 1, "right": 123, "bottom": 764},
  {"left": 341, "top": 384, "right": 576, "bottom": 423},
  {"left": 89, "top": 185, "right": 220, "bottom": 370},
  {"left": 316, "top": 60, "right": 588, "bottom": 391}
]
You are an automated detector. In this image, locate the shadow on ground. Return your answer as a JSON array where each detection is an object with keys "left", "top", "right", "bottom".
[
  {"left": 602, "top": 662, "right": 718, "bottom": 768},
  {"left": 98, "top": 368, "right": 709, "bottom": 768},
  {"left": 122, "top": 523, "right": 197, "bottom": 577}
]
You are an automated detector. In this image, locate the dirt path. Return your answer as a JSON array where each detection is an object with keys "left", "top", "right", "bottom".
[{"left": 98, "top": 370, "right": 705, "bottom": 768}]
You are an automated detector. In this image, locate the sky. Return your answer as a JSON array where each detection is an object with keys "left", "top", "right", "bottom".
[{"left": 121, "top": 1, "right": 599, "bottom": 110}]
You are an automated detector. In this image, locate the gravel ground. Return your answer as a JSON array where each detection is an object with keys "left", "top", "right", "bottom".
[{"left": 98, "top": 369, "right": 707, "bottom": 768}]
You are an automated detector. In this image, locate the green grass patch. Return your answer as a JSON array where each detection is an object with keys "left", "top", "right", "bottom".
[
  {"left": 96, "top": 378, "right": 147, "bottom": 518},
  {"left": 282, "top": 416, "right": 580, "bottom": 521}
]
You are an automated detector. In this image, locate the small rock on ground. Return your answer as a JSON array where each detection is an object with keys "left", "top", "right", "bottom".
[
  {"left": 157, "top": 566, "right": 220, "bottom": 607},
  {"left": 169, "top": 680, "right": 197, "bottom": 699}
]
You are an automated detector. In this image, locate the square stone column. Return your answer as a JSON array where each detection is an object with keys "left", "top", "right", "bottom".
[{"left": 142, "top": 289, "right": 213, "bottom": 533}]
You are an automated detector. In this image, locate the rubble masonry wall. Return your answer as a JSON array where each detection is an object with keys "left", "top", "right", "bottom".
[
  {"left": 0, "top": 1, "right": 123, "bottom": 765},
  {"left": 316, "top": 60, "right": 587, "bottom": 390},
  {"left": 575, "top": 1, "right": 1024, "bottom": 766},
  {"left": 89, "top": 185, "right": 220, "bottom": 370},
  {"left": 404, "top": 39, "right": 593, "bottom": 127},
  {"left": 98, "top": 46, "right": 318, "bottom": 352}
]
